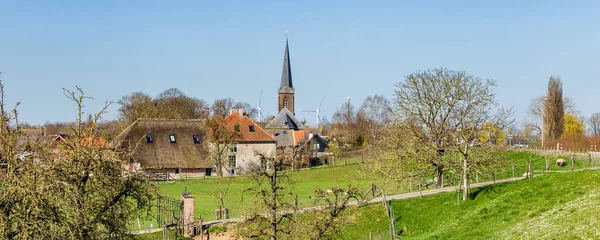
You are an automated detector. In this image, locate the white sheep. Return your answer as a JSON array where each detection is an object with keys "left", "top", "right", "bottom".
[{"left": 556, "top": 159, "right": 566, "bottom": 167}]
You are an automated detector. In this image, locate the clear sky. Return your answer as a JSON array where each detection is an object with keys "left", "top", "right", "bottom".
[{"left": 1, "top": 1, "right": 599, "bottom": 126}]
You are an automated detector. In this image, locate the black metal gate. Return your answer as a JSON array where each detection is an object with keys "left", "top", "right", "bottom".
[{"left": 156, "top": 196, "right": 182, "bottom": 227}]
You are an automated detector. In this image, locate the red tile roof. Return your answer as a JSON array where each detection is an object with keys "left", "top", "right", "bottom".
[
  {"left": 224, "top": 112, "right": 276, "bottom": 142},
  {"left": 293, "top": 129, "right": 305, "bottom": 145}
]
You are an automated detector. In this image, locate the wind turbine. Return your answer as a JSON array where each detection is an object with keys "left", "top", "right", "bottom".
[
  {"left": 257, "top": 90, "right": 264, "bottom": 123},
  {"left": 303, "top": 96, "right": 326, "bottom": 127}
]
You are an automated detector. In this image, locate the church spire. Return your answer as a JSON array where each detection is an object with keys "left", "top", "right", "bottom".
[
  {"left": 279, "top": 35, "right": 293, "bottom": 92},
  {"left": 278, "top": 34, "right": 295, "bottom": 115}
]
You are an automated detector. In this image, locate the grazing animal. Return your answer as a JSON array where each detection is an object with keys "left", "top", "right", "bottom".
[{"left": 556, "top": 159, "right": 566, "bottom": 167}]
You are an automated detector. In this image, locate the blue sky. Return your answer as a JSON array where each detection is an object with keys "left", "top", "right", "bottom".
[{"left": 1, "top": 1, "right": 599, "bottom": 126}]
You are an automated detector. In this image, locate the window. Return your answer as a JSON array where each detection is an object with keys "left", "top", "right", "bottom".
[
  {"left": 231, "top": 143, "right": 238, "bottom": 153},
  {"left": 234, "top": 124, "right": 240, "bottom": 132},
  {"left": 169, "top": 134, "right": 176, "bottom": 144},
  {"left": 228, "top": 155, "right": 236, "bottom": 168},
  {"left": 146, "top": 135, "right": 153, "bottom": 143},
  {"left": 313, "top": 143, "right": 320, "bottom": 150},
  {"left": 249, "top": 125, "right": 255, "bottom": 132},
  {"left": 283, "top": 97, "right": 289, "bottom": 108},
  {"left": 260, "top": 157, "right": 265, "bottom": 169},
  {"left": 193, "top": 135, "right": 200, "bottom": 144}
]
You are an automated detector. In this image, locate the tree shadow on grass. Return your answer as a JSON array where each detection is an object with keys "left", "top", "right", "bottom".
[{"left": 469, "top": 185, "right": 500, "bottom": 200}]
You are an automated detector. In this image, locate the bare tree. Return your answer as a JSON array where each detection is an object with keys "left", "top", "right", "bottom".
[
  {"left": 332, "top": 99, "right": 358, "bottom": 146},
  {"left": 364, "top": 122, "right": 434, "bottom": 192},
  {"left": 394, "top": 68, "right": 497, "bottom": 187},
  {"left": 118, "top": 89, "right": 209, "bottom": 124},
  {"left": 211, "top": 98, "right": 257, "bottom": 119},
  {"left": 203, "top": 117, "right": 241, "bottom": 177},
  {"left": 1, "top": 84, "right": 154, "bottom": 239},
  {"left": 238, "top": 146, "right": 299, "bottom": 240},
  {"left": 302, "top": 187, "right": 361, "bottom": 240},
  {"left": 588, "top": 113, "right": 600, "bottom": 136},
  {"left": 525, "top": 94, "right": 575, "bottom": 137},
  {"left": 232, "top": 101, "right": 258, "bottom": 120},
  {"left": 357, "top": 94, "right": 393, "bottom": 142}
]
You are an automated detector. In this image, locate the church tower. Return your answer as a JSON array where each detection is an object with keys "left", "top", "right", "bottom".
[{"left": 278, "top": 37, "right": 295, "bottom": 115}]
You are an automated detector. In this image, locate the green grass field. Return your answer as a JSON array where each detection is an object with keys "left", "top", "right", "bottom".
[
  {"left": 137, "top": 162, "right": 378, "bottom": 225},
  {"left": 391, "top": 169, "right": 600, "bottom": 239},
  {"left": 135, "top": 150, "right": 600, "bottom": 238}
]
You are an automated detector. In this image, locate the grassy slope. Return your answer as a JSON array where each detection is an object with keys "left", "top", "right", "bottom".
[{"left": 392, "top": 169, "right": 600, "bottom": 239}]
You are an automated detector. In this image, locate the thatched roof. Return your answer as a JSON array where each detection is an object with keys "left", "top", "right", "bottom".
[{"left": 111, "top": 119, "right": 211, "bottom": 169}]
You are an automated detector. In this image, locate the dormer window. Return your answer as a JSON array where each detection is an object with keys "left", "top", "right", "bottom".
[
  {"left": 169, "top": 134, "right": 176, "bottom": 144},
  {"left": 249, "top": 125, "right": 255, "bottom": 132},
  {"left": 193, "top": 135, "right": 201, "bottom": 144},
  {"left": 146, "top": 135, "right": 153, "bottom": 143}
]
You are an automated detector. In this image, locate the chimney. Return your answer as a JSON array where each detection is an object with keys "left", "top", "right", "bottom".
[
  {"left": 238, "top": 108, "right": 244, "bottom": 118},
  {"left": 229, "top": 109, "right": 237, "bottom": 115}
]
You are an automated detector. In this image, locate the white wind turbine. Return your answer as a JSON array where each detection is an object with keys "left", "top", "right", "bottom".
[
  {"left": 257, "top": 90, "right": 264, "bottom": 123},
  {"left": 303, "top": 96, "right": 326, "bottom": 127}
]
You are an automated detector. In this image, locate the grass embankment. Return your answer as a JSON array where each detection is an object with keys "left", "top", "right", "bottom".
[
  {"left": 460, "top": 150, "right": 596, "bottom": 183},
  {"left": 392, "top": 169, "right": 600, "bottom": 239}
]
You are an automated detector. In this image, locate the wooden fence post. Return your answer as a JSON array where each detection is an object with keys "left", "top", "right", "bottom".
[
  {"left": 571, "top": 154, "right": 575, "bottom": 171},
  {"left": 512, "top": 162, "right": 515, "bottom": 178}
]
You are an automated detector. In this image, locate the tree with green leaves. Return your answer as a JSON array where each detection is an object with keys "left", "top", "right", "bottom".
[{"left": 543, "top": 76, "right": 565, "bottom": 143}]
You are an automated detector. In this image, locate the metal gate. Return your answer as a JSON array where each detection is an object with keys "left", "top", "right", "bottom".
[{"left": 156, "top": 196, "right": 182, "bottom": 226}]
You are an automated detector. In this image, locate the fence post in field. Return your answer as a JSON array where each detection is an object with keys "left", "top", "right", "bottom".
[
  {"left": 529, "top": 159, "right": 533, "bottom": 178},
  {"left": 545, "top": 155, "right": 549, "bottom": 172},
  {"left": 512, "top": 162, "right": 515, "bottom": 178},
  {"left": 570, "top": 154, "right": 575, "bottom": 171},
  {"left": 181, "top": 190, "right": 195, "bottom": 238}
]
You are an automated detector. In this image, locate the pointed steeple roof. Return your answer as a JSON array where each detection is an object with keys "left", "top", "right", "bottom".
[
  {"left": 265, "top": 107, "right": 304, "bottom": 130},
  {"left": 279, "top": 37, "right": 293, "bottom": 93}
]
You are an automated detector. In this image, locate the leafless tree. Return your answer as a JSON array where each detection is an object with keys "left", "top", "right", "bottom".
[
  {"left": 1, "top": 84, "right": 154, "bottom": 239},
  {"left": 238, "top": 146, "right": 299, "bottom": 240},
  {"left": 357, "top": 94, "right": 393, "bottom": 142},
  {"left": 211, "top": 98, "right": 257, "bottom": 119},
  {"left": 587, "top": 113, "right": 600, "bottom": 136},
  {"left": 394, "top": 68, "right": 497, "bottom": 187},
  {"left": 332, "top": 99, "right": 356, "bottom": 127},
  {"left": 525, "top": 94, "right": 576, "bottom": 137},
  {"left": 203, "top": 117, "right": 241, "bottom": 177},
  {"left": 118, "top": 89, "right": 209, "bottom": 124}
]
